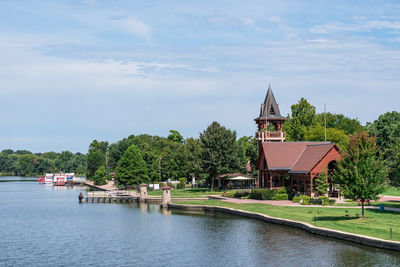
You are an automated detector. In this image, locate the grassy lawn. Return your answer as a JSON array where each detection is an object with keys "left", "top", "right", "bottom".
[
  {"left": 147, "top": 188, "right": 229, "bottom": 198},
  {"left": 336, "top": 201, "right": 400, "bottom": 209},
  {"left": 177, "top": 199, "right": 400, "bottom": 241},
  {"left": 382, "top": 186, "right": 400, "bottom": 196}
]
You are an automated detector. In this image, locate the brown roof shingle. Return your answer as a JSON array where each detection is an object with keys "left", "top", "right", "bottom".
[{"left": 262, "top": 142, "right": 334, "bottom": 173}]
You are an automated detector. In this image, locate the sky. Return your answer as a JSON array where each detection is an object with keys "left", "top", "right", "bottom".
[{"left": 1, "top": 0, "right": 400, "bottom": 153}]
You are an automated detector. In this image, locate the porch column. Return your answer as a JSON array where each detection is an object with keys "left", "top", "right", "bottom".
[
  {"left": 310, "top": 174, "right": 314, "bottom": 198},
  {"left": 269, "top": 172, "right": 272, "bottom": 189}
]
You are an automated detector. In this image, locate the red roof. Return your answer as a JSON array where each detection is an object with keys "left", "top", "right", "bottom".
[
  {"left": 261, "top": 142, "right": 335, "bottom": 173},
  {"left": 290, "top": 144, "right": 335, "bottom": 173}
]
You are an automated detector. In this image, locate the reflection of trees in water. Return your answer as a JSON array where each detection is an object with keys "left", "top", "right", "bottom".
[{"left": 122, "top": 204, "right": 400, "bottom": 266}]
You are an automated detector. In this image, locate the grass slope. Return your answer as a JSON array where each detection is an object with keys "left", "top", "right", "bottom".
[
  {"left": 177, "top": 199, "right": 400, "bottom": 241},
  {"left": 382, "top": 186, "right": 400, "bottom": 196}
]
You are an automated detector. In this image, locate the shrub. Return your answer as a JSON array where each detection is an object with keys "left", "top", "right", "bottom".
[
  {"left": 329, "top": 199, "right": 336, "bottom": 205},
  {"left": 296, "top": 195, "right": 311, "bottom": 205},
  {"left": 177, "top": 178, "right": 186, "bottom": 189},
  {"left": 250, "top": 189, "right": 273, "bottom": 200},
  {"left": 234, "top": 190, "right": 250, "bottom": 198},
  {"left": 272, "top": 193, "right": 289, "bottom": 200},
  {"left": 318, "top": 196, "right": 330, "bottom": 206},
  {"left": 309, "top": 198, "right": 322, "bottom": 205},
  {"left": 223, "top": 191, "right": 236, "bottom": 198},
  {"left": 292, "top": 196, "right": 301, "bottom": 203}
]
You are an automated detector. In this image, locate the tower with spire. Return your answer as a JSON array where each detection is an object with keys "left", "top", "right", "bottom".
[{"left": 255, "top": 85, "right": 286, "bottom": 144}]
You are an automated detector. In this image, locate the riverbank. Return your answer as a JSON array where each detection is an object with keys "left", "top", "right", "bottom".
[{"left": 169, "top": 199, "right": 400, "bottom": 250}]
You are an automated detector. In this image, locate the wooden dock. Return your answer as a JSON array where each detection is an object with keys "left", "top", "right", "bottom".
[{"left": 85, "top": 191, "right": 139, "bottom": 203}]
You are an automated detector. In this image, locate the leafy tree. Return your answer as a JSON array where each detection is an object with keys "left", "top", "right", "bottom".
[
  {"left": 168, "top": 130, "right": 183, "bottom": 143},
  {"left": 15, "top": 150, "right": 32, "bottom": 155},
  {"left": 1, "top": 149, "right": 14, "bottom": 155},
  {"left": 367, "top": 111, "right": 400, "bottom": 184},
  {"left": 94, "top": 166, "right": 109, "bottom": 185},
  {"left": 334, "top": 132, "right": 388, "bottom": 218},
  {"left": 115, "top": 144, "right": 149, "bottom": 186},
  {"left": 86, "top": 140, "right": 108, "bottom": 179},
  {"left": 199, "top": 121, "right": 241, "bottom": 191},
  {"left": 316, "top": 113, "right": 363, "bottom": 135},
  {"left": 18, "top": 154, "right": 38, "bottom": 176},
  {"left": 185, "top": 138, "right": 203, "bottom": 179},
  {"left": 314, "top": 170, "right": 328, "bottom": 196},
  {"left": 284, "top": 98, "right": 317, "bottom": 141},
  {"left": 304, "top": 126, "right": 349, "bottom": 148}
]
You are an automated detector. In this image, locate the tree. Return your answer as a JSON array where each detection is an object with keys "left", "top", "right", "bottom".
[
  {"left": 167, "top": 130, "right": 183, "bottom": 143},
  {"left": 314, "top": 170, "right": 328, "bottom": 196},
  {"left": 94, "top": 166, "right": 108, "bottom": 186},
  {"left": 334, "top": 132, "right": 388, "bottom": 218},
  {"left": 18, "top": 154, "right": 38, "bottom": 176},
  {"left": 86, "top": 140, "right": 108, "bottom": 180},
  {"left": 199, "top": 121, "right": 241, "bottom": 191},
  {"left": 185, "top": 138, "right": 203, "bottom": 180},
  {"left": 284, "top": 98, "right": 317, "bottom": 141},
  {"left": 316, "top": 113, "right": 363, "bottom": 135},
  {"left": 367, "top": 111, "right": 400, "bottom": 184},
  {"left": 304, "top": 126, "right": 349, "bottom": 148},
  {"left": 115, "top": 144, "right": 149, "bottom": 186},
  {"left": 86, "top": 151, "right": 106, "bottom": 180}
]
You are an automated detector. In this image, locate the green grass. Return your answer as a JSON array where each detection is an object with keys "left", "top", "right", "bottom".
[
  {"left": 335, "top": 201, "right": 400, "bottom": 209},
  {"left": 147, "top": 188, "right": 229, "bottom": 198},
  {"left": 176, "top": 199, "right": 400, "bottom": 241},
  {"left": 382, "top": 186, "right": 400, "bottom": 196}
]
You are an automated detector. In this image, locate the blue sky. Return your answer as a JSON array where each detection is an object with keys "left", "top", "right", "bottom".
[{"left": 1, "top": 0, "right": 400, "bottom": 153}]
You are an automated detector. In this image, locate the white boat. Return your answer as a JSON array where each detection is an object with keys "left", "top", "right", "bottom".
[
  {"left": 54, "top": 173, "right": 66, "bottom": 186},
  {"left": 44, "top": 173, "right": 53, "bottom": 184}
]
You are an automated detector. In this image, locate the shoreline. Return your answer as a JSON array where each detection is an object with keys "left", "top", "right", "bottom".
[{"left": 168, "top": 203, "right": 400, "bottom": 252}]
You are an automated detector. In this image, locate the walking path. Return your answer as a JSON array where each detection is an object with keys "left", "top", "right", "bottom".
[{"left": 84, "top": 180, "right": 117, "bottom": 191}]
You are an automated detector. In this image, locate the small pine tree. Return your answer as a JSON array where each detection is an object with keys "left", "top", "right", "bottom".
[
  {"left": 314, "top": 170, "right": 328, "bottom": 196},
  {"left": 115, "top": 144, "right": 149, "bottom": 186}
]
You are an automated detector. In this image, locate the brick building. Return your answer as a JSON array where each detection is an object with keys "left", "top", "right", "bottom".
[{"left": 255, "top": 86, "right": 341, "bottom": 197}]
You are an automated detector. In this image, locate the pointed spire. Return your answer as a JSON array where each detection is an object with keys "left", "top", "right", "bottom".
[{"left": 260, "top": 84, "right": 282, "bottom": 118}]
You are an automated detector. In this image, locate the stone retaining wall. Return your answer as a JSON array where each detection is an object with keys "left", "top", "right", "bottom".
[{"left": 168, "top": 204, "right": 400, "bottom": 252}]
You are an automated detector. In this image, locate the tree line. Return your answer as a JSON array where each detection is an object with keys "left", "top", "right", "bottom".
[
  {"left": 85, "top": 97, "right": 400, "bottom": 188},
  {"left": 86, "top": 124, "right": 258, "bottom": 186},
  {"left": 0, "top": 150, "right": 86, "bottom": 176},
  {"left": 284, "top": 98, "right": 400, "bottom": 185}
]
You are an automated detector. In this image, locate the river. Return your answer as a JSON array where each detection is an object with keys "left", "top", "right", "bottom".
[{"left": 1, "top": 177, "right": 400, "bottom": 266}]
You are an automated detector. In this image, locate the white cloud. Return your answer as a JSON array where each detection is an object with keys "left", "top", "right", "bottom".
[{"left": 113, "top": 16, "right": 152, "bottom": 41}]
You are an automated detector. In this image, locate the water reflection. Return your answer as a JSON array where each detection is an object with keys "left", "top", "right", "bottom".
[{"left": 1, "top": 181, "right": 400, "bottom": 267}]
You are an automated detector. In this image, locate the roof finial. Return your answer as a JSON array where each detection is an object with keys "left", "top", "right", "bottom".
[{"left": 268, "top": 83, "right": 271, "bottom": 89}]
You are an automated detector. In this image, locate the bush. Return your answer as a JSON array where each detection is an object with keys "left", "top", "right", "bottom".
[
  {"left": 309, "top": 198, "right": 322, "bottom": 205},
  {"left": 223, "top": 191, "right": 236, "bottom": 198},
  {"left": 272, "top": 193, "right": 289, "bottom": 200},
  {"left": 249, "top": 188, "right": 290, "bottom": 200},
  {"left": 234, "top": 190, "right": 250, "bottom": 198},
  {"left": 293, "top": 195, "right": 335, "bottom": 206},
  {"left": 318, "top": 196, "right": 330, "bottom": 206},
  {"left": 250, "top": 189, "right": 274, "bottom": 200},
  {"left": 293, "top": 195, "right": 312, "bottom": 205},
  {"left": 223, "top": 190, "right": 250, "bottom": 198},
  {"left": 177, "top": 178, "right": 186, "bottom": 189},
  {"left": 292, "top": 196, "right": 300, "bottom": 203}
]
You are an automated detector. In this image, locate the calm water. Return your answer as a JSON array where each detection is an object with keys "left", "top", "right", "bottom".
[{"left": 1, "top": 178, "right": 400, "bottom": 267}]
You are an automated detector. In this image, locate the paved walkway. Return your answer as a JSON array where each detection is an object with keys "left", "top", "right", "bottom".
[{"left": 84, "top": 180, "right": 117, "bottom": 191}]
